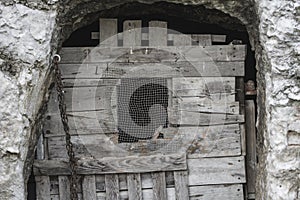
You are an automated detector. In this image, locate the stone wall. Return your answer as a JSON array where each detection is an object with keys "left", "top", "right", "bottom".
[{"left": 0, "top": 0, "right": 298, "bottom": 199}]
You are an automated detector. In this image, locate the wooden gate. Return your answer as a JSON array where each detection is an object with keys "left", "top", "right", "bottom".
[{"left": 34, "top": 18, "right": 248, "bottom": 200}]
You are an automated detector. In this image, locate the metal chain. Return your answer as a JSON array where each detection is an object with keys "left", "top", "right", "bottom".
[{"left": 52, "top": 55, "right": 79, "bottom": 200}]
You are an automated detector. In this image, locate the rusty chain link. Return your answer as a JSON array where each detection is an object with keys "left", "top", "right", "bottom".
[{"left": 53, "top": 55, "right": 79, "bottom": 200}]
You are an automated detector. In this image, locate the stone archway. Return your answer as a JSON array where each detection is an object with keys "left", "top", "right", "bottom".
[{"left": 0, "top": 1, "right": 299, "bottom": 200}]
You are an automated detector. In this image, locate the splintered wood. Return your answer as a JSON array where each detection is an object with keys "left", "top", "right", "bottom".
[{"left": 35, "top": 18, "right": 248, "bottom": 200}]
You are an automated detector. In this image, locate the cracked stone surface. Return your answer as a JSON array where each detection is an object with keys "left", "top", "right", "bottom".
[{"left": 0, "top": 0, "right": 299, "bottom": 199}]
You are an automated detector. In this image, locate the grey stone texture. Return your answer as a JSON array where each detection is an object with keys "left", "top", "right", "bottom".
[{"left": 0, "top": 0, "right": 299, "bottom": 199}]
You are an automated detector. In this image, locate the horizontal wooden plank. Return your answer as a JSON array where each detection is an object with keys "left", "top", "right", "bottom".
[
  {"left": 173, "top": 77, "right": 235, "bottom": 97},
  {"left": 59, "top": 45, "right": 246, "bottom": 63},
  {"left": 58, "top": 61, "right": 244, "bottom": 79},
  {"left": 92, "top": 32, "right": 226, "bottom": 43},
  {"left": 175, "top": 100, "right": 240, "bottom": 115},
  {"left": 45, "top": 124, "right": 241, "bottom": 159},
  {"left": 188, "top": 156, "right": 246, "bottom": 185},
  {"left": 33, "top": 153, "right": 187, "bottom": 175},
  {"left": 169, "top": 111, "right": 244, "bottom": 126},
  {"left": 50, "top": 183, "right": 243, "bottom": 200}
]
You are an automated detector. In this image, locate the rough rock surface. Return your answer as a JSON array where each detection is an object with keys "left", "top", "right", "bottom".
[{"left": 0, "top": 0, "right": 299, "bottom": 199}]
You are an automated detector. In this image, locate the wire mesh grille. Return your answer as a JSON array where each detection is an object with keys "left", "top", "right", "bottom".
[{"left": 117, "top": 78, "right": 168, "bottom": 143}]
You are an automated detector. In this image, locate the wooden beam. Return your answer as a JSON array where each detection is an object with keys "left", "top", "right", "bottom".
[
  {"left": 58, "top": 176, "right": 70, "bottom": 200},
  {"left": 82, "top": 175, "right": 97, "bottom": 200},
  {"left": 33, "top": 154, "right": 187, "bottom": 175}
]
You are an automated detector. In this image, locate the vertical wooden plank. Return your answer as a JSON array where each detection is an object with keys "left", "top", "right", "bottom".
[
  {"left": 149, "top": 21, "right": 168, "bottom": 46},
  {"left": 35, "top": 176, "right": 51, "bottom": 200},
  {"left": 59, "top": 176, "right": 70, "bottom": 200},
  {"left": 36, "top": 134, "right": 44, "bottom": 160},
  {"left": 191, "top": 34, "right": 212, "bottom": 46},
  {"left": 173, "top": 34, "right": 192, "bottom": 46},
  {"left": 245, "top": 100, "right": 256, "bottom": 197},
  {"left": 174, "top": 171, "right": 189, "bottom": 200},
  {"left": 152, "top": 172, "right": 167, "bottom": 200},
  {"left": 123, "top": 20, "right": 142, "bottom": 47},
  {"left": 82, "top": 175, "right": 97, "bottom": 200},
  {"left": 236, "top": 77, "right": 246, "bottom": 155},
  {"left": 99, "top": 18, "right": 118, "bottom": 46},
  {"left": 105, "top": 174, "right": 120, "bottom": 200},
  {"left": 127, "top": 174, "right": 142, "bottom": 200}
]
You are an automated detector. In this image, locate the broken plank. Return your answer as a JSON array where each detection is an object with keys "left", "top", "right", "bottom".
[
  {"left": 33, "top": 153, "right": 187, "bottom": 175},
  {"left": 149, "top": 21, "right": 168, "bottom": 46},
  {"left": 188, "top": 156, "right": 246, "bottom": 185}
]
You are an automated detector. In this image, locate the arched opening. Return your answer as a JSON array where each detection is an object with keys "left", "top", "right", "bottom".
[{"left": 27, "top": 2, "right": 261, "bottom": 199}]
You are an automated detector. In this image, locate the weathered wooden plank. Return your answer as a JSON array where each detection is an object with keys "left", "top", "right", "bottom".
[
  {"left": 245, "top": 100, "right": 256, "bottom": 195},
  {"left": 189, "top": 184, "right": 243, "bottom": 200},
  {"left": 44, "top": 110, "right": 116, "bottom": 136},
  {"left": 173, "top": 77, "right": 235, "bottom": 97},
  {"left": 169, "top": 111, "right": 244, "bottom": 126},
  {"left": 45, "top": 123, "right": 241, "bottom": 158},
  {"left": 58, "top": 61, "right": 244, "bottom": 80},
  {"left": 173, "top": 34, "right": 192, "bottom": 46},
  {"left": 82, "top": 175, "right": 97, "bottom": 200},
  {"left": 152, "top": 172, "right": 167, "bottom": 200},
  {"left": 188, "top": 156, "right": 246, "bottom": 185},
  {"left": 99, "top": 18, "right": 118, "bottom": 46},
  {"left": 127, "top": 174, "right": 142, "bottom": 200},
  {"left": 191, "top": 34, "right": 212, "bottom": 46},
  {"left": 149, "top": 21, "right": 168, "bottom": 46},
  {"left": 58, "top": 176, "right": 70, "bottom": 200},
  {"left": 59, "top": 45, "right": 246, "bottom": 63},
  {"left": 175, "top": 100, "right": 240, "bottom": 115},
  {"left": 183, "top": 124, "right": 242, "bottom": 158},
  {"left": 211, "top": 35, "right": 227, "bottom": 43},
  {"left": 105, "top": 174, "right": 120, "bottom": 200},
  {"left": 36, "top": 134, "right": 44, "bottom": 160},
  {"left": 174, "top": 171, "right": 189, "bottom": 200},
  {"left": 94, "top": 184, "right": 243, "bottom": 200},
  {"left": 35, "top": 176, "right": 51, "bottom": 200},
  {"left": 123, "top": 20, "right": 142, "bottom": 47},
  {"left": 33, "top": 154, "right": 187, "bottom": 175}
]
